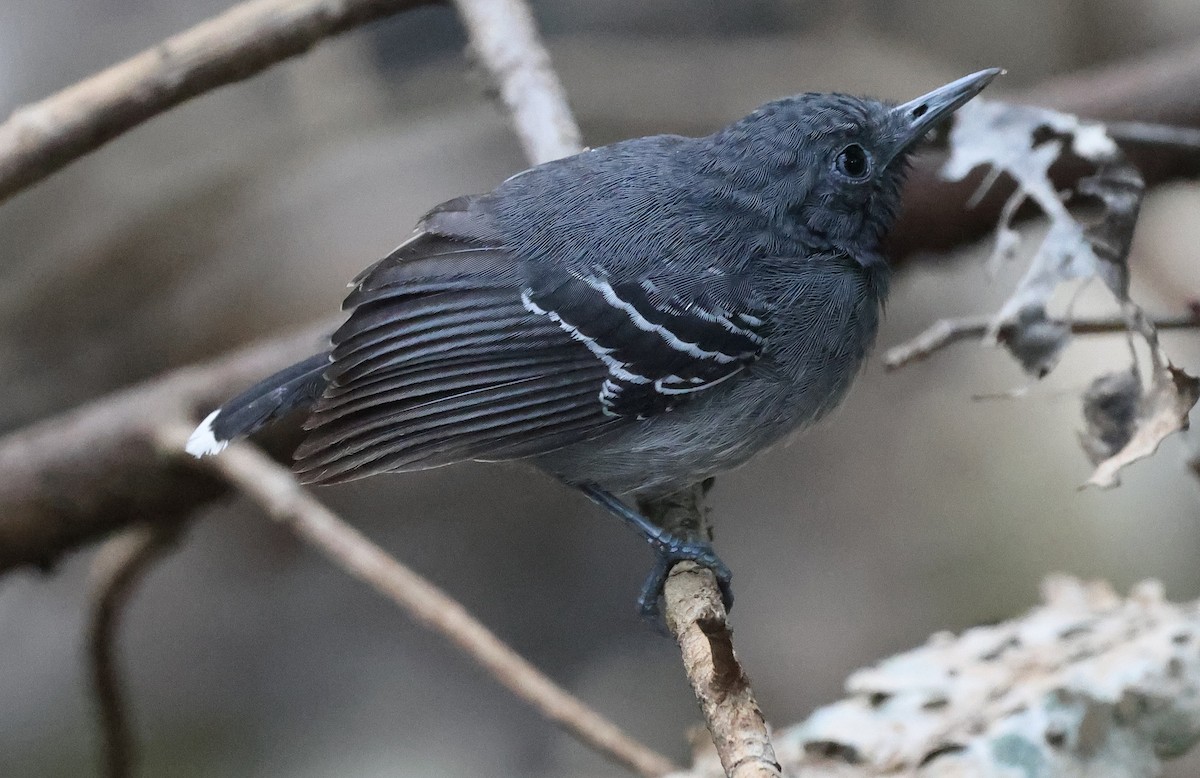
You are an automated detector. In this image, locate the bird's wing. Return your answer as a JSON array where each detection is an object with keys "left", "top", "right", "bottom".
[
  {"left": 292, "top": 196, "right": 768, "bottom": 484},
  {"left": 520, "top": 263, "right": 768, "bottom": 419}
]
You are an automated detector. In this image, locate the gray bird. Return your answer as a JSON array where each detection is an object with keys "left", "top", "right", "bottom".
[{"left": 188, "top": 69, "right": 1000, "bottom": 617}]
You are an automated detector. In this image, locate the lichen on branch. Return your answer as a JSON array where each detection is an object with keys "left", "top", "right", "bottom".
[{"left": 676, "top": 577, "right": 1200, "bottom": 777}]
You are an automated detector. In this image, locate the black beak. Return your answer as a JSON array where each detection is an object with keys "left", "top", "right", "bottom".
[{"left": 889, "top": 68, "right": 1003, "bottom": 159}]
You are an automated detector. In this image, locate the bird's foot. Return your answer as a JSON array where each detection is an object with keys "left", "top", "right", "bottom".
[
  {"left": 636, "top": 536, "right": 733, "bottom": 624},
  {"left": 575, "top": 483, "right": 733, "bottom": 628}
]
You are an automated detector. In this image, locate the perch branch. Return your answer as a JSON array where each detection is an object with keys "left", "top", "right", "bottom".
[
  {"left": 884, "top": 311, "right": 1200, "bottom": 371},
  {"left": 87, "top": 522, "right": 184, "bottom": 778},
  {"left": 642, "top": 486, "right": 781, "bottom": 778},
  {"left": 0, "top": 0, "right": 437, "bottom": 204},
  {"left": 674, "top": 576, "right": 1200, "bottom": 777},
  {"left": 152, "top": 422, "right": 677, "bottom": 778},
  {"left": 664, "top": 566, "right": 780, "bottom": 778}
]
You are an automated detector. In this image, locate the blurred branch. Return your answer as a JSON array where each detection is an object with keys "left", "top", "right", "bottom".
[
  {"left": 453, "top": 0, "right": 581, "bottom": 163},
  {"left": 153, "top": 423, "right": 676, "bottom": 778},
  {"left": 87, "top": 522, "right": 184, "bottom": 778},
  {"left": 0, "top": 0, "right": 438, "bottom": 205},
  {"left": 643, "top": 486, "right": 781, "bottom": 778},
  {"left": 675, "top": 576, "right": 1200, "bottom": 777},
  {"left": 1106, "top": 121, "right": 1200, "bottom": 150},
  {"left": 0, "top": 318, "right": 336, "bottom": 573},
  {"left": 884, "top": 311, "right": 1200, "bottom": 371}
]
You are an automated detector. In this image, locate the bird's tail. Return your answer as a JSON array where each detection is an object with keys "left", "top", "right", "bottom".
[{"left": 186, "top": 352, "right": 330, "bottom": 457}]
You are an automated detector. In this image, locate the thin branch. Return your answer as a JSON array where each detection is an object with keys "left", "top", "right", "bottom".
[
  {"left": 453, "top": 0, "right": 582, "bottom": 164},
  {"left": 643, "top": 486, "right": 781, "bottom": 778},
  {"left": 664, "top": 566, "right": 780, "bottom": 778},
  {"left": 87, "top": 523, "right": 184, "bottom": 778},
  {"left": 151, "top": 422, "right": 678, "bottom": 778},
  {"left": 882, "top": 315, "right": 992, "bottom": 370},
  {"left": 884, "top": 312, "right": 1200, "bottom": 371},
  {"left": 1106, "top": 120, "right": 1200, "bottom": 149},
  {"left": 0, "top": 0, "right": 436, "bottom": 204}
]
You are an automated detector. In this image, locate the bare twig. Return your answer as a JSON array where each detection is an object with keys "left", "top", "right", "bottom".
[
  {"left": 152, "top": 422, "right": 677, "bottom": 778},
  {"left": 0, "top": 0, "right": 436, "bottom": 204},
  {"left": 883, "top": 314, "right": 993, "bottom": 371},
  {"left": 642, "top": 486, "right": 781, "bottom": 778},
  {"left": 1107, "top": 120, "right": 1200, "bottom": 149},
  {"left": 453, "top": 0, "right": 582, "bottom": 163},
  {"left": 664, "top": 566, "right": 780, "bottom": 778},
  {"left": 87, "top": 523, "right": 184, "bottom": 778},
  {"left": 884, "top": 312, "right": 1200, "bottom": 371}
]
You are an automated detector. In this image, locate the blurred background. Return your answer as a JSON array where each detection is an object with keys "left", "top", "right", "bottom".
[{"left": 3, "top": 0, "right": 1200, "bottom": 776}]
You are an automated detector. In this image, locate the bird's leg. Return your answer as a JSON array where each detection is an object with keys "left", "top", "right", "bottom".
[{"left": 578, "top": 482, "right": 732, "bottom": 622}]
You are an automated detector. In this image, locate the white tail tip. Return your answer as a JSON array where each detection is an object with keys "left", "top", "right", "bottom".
[{"left": 186, "top": 409, "right": 229, "bottom": 457}]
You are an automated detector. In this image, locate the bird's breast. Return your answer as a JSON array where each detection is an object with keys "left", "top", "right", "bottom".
[{"left": 756, "top": 254, "right": 884, "bottom": 403}]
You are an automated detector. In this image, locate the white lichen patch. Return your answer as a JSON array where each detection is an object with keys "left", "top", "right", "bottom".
[{"left": 672, "top": 577, "right": 1200, "bottom": 777}]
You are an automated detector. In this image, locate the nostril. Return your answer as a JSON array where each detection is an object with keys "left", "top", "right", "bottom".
[{"left": 911, "top": 103, "right": 929, "bottom": 118}]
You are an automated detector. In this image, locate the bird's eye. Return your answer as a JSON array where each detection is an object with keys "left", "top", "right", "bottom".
[{"left": 835, "top": 144, "right": 871, "bottom": 180}]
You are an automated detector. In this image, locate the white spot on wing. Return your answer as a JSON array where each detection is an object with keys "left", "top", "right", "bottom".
[
  {"left": 520, "top": 289, "right": 548, "bottom": 316},
  {"left": 598, "top": 378, "right": 622, "bottom": 417},
  {"left": 638, "top": 278, "right": 765, "bottom": 343},
  {"left": 737, "top": 312, "right": 765, "bottom": 327},
  {"left": 186, "top": 409, "right": 229, "bottom": 457},
  {"left": 655, "top": 368, "right": 742, "bottom": 395}
]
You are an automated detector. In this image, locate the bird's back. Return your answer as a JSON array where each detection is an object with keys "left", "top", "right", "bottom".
[{"left": 486, "top": 133, "right": 766, "bottom": 281}]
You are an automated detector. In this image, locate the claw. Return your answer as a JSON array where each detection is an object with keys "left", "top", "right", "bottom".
[
  {"left": 576, "top": 483, "right": 735, "bottom": 626},
  {"left": 637, "top": 558, "right": 671, "bottom": 632},
  {"left": 637, "top": 538, "right": 735, "bottom": 628}
]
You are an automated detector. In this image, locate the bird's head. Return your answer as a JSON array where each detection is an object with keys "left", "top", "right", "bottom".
[{"left": 706, "top": 69, "right": 1001, "bottom": 256}]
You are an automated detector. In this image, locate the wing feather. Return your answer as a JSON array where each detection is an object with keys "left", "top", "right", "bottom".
[
  {"left": 311, "top": 353, "right": 594, "bottom": 422},
  {"left": 292, "top": 194, "right": 771, "bottom": 484},
  {"left": 296, "top": 385, "right": 606, "bottom": 484},
  {"left": 299, "top": 367, "right": 604, "bottom": 460},
  {"left": 294, "top": 203, "right": 617, "bottom": 483}
]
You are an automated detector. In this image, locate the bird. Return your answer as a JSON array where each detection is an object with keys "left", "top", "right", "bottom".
[{"left": 187, "top": 69, "right": 1000, "bottom": 619}]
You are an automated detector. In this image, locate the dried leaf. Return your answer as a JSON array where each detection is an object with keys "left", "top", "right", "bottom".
[
  {"left": 941, "top": 101, "right": 1144, "bottom": 376},
  {"left": 1000, "top": 305, "right": 1071, "bottom": 378},
  {"left": 1078, "top": 369, "right": 1141, "bottom": 465},
  {"left": 1077, "top": 163, "right": 1144, "bottom": 298},
  {"left": 934, "top": 100, "right": 1198, "bottom": 486},
  {"left": 1086, "top": 364, "right": 1200, "bottom": 489}
]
